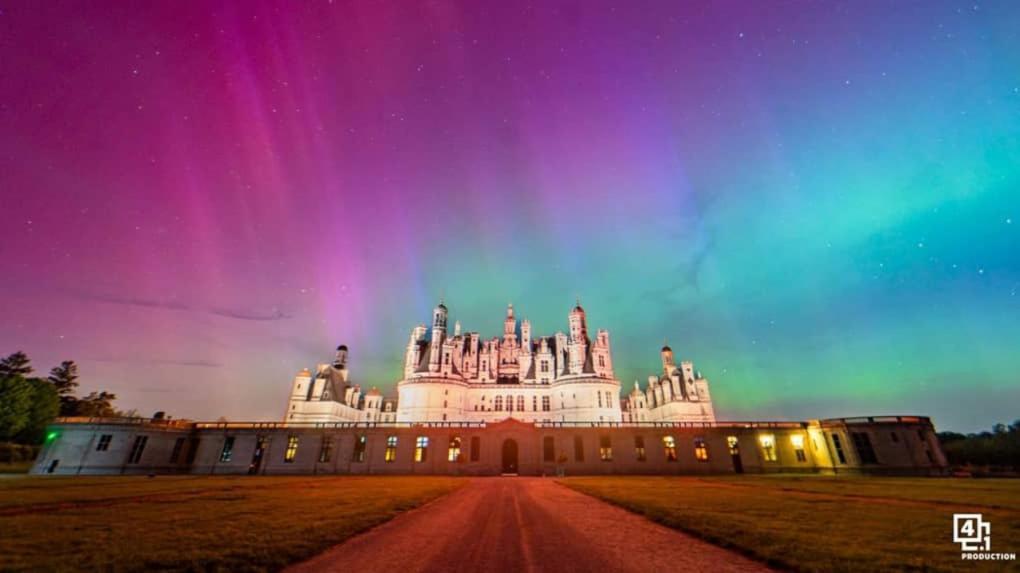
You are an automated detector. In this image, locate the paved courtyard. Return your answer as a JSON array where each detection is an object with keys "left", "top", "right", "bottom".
[{"left": 286, "top": 477, "right": 770, "bottom": 573}]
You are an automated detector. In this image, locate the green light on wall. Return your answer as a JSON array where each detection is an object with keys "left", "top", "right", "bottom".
[{"left": 45, "top": 431, "right": 59, "bottom": 443}]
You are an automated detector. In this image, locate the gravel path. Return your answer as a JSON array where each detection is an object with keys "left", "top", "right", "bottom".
[{"left": 286, "top": 477, "right": 771, "bottom": 573}]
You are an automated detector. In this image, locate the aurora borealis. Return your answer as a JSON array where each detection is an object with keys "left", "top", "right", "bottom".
[{"left": 0, "top": 2, "right": 1017, "bottom": 431}]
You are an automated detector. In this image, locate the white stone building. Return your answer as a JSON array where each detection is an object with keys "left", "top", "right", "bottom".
[{"left": 286, "top": 301, "right": 715, "bottom": 425}]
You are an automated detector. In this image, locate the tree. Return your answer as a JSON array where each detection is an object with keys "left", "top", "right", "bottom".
[
  {"left": 15, "top": 378, "right": 59, "bottom": 444},
  {"left": 0, "top": 374, "right": 33, "bottom": 441},
  {"left": 49, "top": 360, "right": 81, "bottom": 416},
  {"left": 71, "top": 391, "right": 118, "bottom": 418},
  {"left": 0, "top": 351, "right": 33, "bottom": 377},
  {"left": 48, "top": 360, "right": 79, "bottom": 396}
]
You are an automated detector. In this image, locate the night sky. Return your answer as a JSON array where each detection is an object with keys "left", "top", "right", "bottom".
[{"left": 1, "top": 2, "right": 1017, "bottom": 431}]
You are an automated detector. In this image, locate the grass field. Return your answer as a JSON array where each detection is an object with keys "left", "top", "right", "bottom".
[
  {"left": 0, "top": 475, "right": 462, "bottom": 572},
  {"left": 561, "top": 475, "right": 1020, "bottom": 572}
]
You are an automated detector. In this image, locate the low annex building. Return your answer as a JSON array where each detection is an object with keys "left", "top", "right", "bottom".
[{"left": 31, "top": 300, "right": 949, "bottom": 477}]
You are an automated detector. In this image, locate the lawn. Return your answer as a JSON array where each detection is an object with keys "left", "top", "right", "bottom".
[
  {"left": 0, "top": 475, "right": 462, "bottom": 572},
  {"left": 560, "top": 475, "right": 1020, "bottom": 573}
]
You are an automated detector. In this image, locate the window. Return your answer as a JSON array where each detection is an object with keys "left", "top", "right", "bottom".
[
  {"left": 791, "top": 435, "right": 806, "bottom": 462},
  {"left": 385, "top": 436, "right": 398, "bottom": 462},
  {"left": 540, "top": 360, "right": 549, "bottom": 373},
  {"left": 694, "top": 437, "right": 709, "bottom": 461},
  {"left": 606, "top": 391, "right": 612, "bottom": 408},
  {"left": 448, "top": 437, "right": 462, "bottom": 462},
  {"left": 494, "top": 396, "right": 503, "bottom": 411},
  {"left": 96, "top": 434, "right": 112, "bottom": 452},
  {"left": 598, "top": 355, "right": 605, "bottom": 367},
  {"left": 634, "top": 436, "right": 646, "bottom": 461},
  {"left": 470, "top": 436, "right": 480, "bottom": 461},
  {"left": 219, "top": 437, "right": 235, "bottom": 462},
  {"left": 599, "top": 435, "right": 612, "bottom": 461},
  {"left": 598, "top": 392, "right": 603, "bottom": 408},
  {"left": 415, "top": 436, "right": 429, "bottom": 462},
  {"left": 532, "top": 396, "right": 537, "bottom": 411},
  {"left": 127, "top": 436, "right": 148, "bottom": 464},
  {"left": 185, "top": 438, "right": 201, "bottom": 465},
  {"left": 759, "top": 434, "right": 777, "bottom": 462},
  {"left": 517, "top": 396, "right": 525, "bottom": 411},
  {"left": 169, "top": 437, "right": 185, "bottom": 463},
  {"left": 319, "top": 436, "right": 334, "bottom": 463},
  {"left": 851, "top": 432, "right": 878, "bottom": 464},
  {"left": 542, "top": 396, "right": 550, "bottom": 411},
  {"left": 662, "top": 435, "right": 677, "bottom": 461},
  {"left": 284, "top": 436, "right": 299, "bottom": 463},
  {"left": 726, "top": 436, "right": 739, "bottom": 455},
  {"left": 890, "top": 432, "right": 899, "bottom": 443},
  {"left": 352, "top": 435, "right": 367, "bottom": 462},
  {"left": 831, "top": 433, "right": 846, "bottom": 464},
  {"left": 543, "top": 436, "right": 555, "bottom": 462},
  {"left": 573, "top": 435, "right": 585, "bottom": 461}
]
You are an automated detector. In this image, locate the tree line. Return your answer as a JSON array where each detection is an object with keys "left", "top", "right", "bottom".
[
  {"left": 937, "top": 420, "right": 1020, "bottom": 471},
  {"left": 0, "top": 351, "right": 125, "bottom": 445}
]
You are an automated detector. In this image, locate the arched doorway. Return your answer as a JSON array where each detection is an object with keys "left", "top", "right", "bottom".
[{"left": 501, "top": 439, "right": 518, "bottom": 474}]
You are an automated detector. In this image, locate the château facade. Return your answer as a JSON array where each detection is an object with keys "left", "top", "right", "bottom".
[{"left": 286, "top": 301, "right": 716, "bottom": 425}]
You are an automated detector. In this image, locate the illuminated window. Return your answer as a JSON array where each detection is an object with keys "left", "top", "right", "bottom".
[
  {"left": 663, "top": 436, "right": 677, "bottom": 461},
  {"left": 791, "top": 435, "right": 806, "bottom": 462},
  {"left": 448, "top": 436, "right": 462, "bottom": 462},
  {"left": 415, "top": 436, "right": 429, "bottom": 462},
  {"left": 219, "top": 437, "right": 235, "bottom": 462},
  {"left": 470, "top": 436, "right": 480, "bottom": 461},
  {"left": 759, "top": 434, "right": 777, "bottom": 462},
  {"left": 542, "top": 396, "right": 550, "bottom": 411},
  {"left": 694, "top": 437, "right": 709, "bottom": 461},
  {"left": 494, "top": 396, "right": 503, "bottom": 411},
  {"left": 517, "top": 396, "right": 525, "bottom": 411},
  {"left": 96, "top": 434, "right": 112, "bottom": 452},
  {"left": 599, "top": 435, "right": 612, "bottom": 461},
  {"left": 726, "top": 436, "right": 739, "bottom": 455},
  {"left": 352, "top": 435, "right": 367, "bottom": 462},
  {"left": 128, "top": 436, "right": 148, "bottom": 464},
  {"left": 573, "top": 435, "right": 585, "bottom": 461},
  {"left": 831, "top": 433, "right": 846, "bottom": 464},
  {"left": 385, "top": 436, "right": 398, "bottom": 462},
  {"left": 543, "top": 436, "right": 555, "bottom": 462},
  {"left": 284, "top": 436, "right": 299, "bottom": 463},
  {"left": 634, "top": 436, "right": 646, "bottom": 461},
  {"left": 319, "top": 436, "right": 334, "bottom": 463}
]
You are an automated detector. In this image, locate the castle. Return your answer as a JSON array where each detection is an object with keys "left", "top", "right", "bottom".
[
  {"left": 286, "top": 301, "right": 715, "bottom": 425},
  {"left": 30, "top": 300, "right": 949, "bottom": 477}
]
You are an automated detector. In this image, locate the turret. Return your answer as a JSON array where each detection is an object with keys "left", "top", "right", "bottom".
[
  {"left": 660, "top": 343, "right": 675, "bottom": 375},
  {"left": 503, "top": 303, "right": 516, "bottom": 343},
  {"left": 568, "top": 300, "right": 588, "bottom": 342},
  {"left": 521, "top": 319, "right": 532, "bottom": 348},
  {"left": 333, "top": 344, "right": 348, "bottom": 370},
  {"left": 429, "top": 301, "right": 448, "bottom": 372}
]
